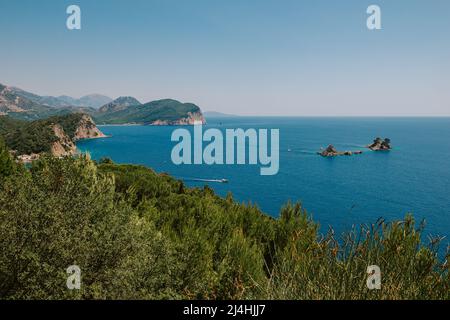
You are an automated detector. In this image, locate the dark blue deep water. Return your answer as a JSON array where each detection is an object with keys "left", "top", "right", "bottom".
[{"left": 78, "top": 117, "right": 450, "bottom": 247}]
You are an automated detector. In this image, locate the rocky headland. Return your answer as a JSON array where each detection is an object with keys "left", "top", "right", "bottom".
[{"left": 1, "top": 113, "right": 107, "bottom": 162}]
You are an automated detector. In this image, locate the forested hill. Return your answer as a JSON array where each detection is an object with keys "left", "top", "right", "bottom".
[
  {"left": 0, "top": 145, "right": 448, "bottom": 300},
  {"left": 94, "top": 99, "right": 205, "bottom": 125}
]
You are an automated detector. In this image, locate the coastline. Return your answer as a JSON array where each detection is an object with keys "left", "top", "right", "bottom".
[
  {"left": 76, "top": 134, "right": 112, "bottom": 141},
  {"left": 97, "top": 123, "right": 142, "bottom": 127},
  {"left": 97, "top": 123, "right": 206, "bottom": 127}
]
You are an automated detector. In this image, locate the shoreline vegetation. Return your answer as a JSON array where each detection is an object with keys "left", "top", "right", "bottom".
[{"left": 0, "top": 140, "right": 448, "bottom": 300}]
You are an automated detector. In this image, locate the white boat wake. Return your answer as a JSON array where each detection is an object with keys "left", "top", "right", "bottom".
[{"left": 181, "top": 178, "right": 229, "bottom": 183}]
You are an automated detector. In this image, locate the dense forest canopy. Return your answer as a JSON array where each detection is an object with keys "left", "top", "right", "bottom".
[{"left": 0, "top": 141, "right": 448, "bottom": 300}]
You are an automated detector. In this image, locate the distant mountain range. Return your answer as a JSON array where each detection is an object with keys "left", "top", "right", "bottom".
[
  {"left": 57, "top": 94, "right": 113, "bottom": 109},
  {"left": 0, "top": 83, "right": 205, "bottom": 125},
  {"left": 4, "top": 86, "right": 113, "bottom": 109}
]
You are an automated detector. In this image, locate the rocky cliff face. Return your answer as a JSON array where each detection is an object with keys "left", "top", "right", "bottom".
[
  {"left": 150, "top": 112, "right": 206, "bottom": 126},
  {"left": 51, "top": 124, "right": 77, "bottom": 157},
  {"left": 73, "top": 114, "right": 107, "bottom": 141}
]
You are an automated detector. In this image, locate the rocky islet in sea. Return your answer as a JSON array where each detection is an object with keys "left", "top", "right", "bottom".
[
  {"left": 368, "top": 137, "right": 392, "bottom": 151},
  {"left": 318, "top": 137, "right": 391, "bottom": 157}
]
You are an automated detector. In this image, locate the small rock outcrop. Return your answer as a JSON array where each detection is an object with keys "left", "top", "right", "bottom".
[
  {"left": 368, "top": 137, "right": 392, "bottom": 151},
  {"left": 319, "top": 145, "right": 338, "bottom": 157},
  {"left": 318, "top": 145, "right": 363, "bottom": 157}
]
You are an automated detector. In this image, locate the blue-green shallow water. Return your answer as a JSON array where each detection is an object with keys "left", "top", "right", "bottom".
[{"left": 78, "top": 117, "right": 450, "bottom": 249}]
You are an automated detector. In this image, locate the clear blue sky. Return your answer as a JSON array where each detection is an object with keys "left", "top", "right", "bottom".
[{"left": 0, "top": 0, "right": 449, "bottom": 115}]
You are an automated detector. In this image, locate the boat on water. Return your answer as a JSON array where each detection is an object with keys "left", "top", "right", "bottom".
[{"left": 183, "top": 177, "right": 229, "bottom": 184}]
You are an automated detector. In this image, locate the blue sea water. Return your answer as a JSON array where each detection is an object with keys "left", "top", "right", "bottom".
[{"left": 78, "top": 117, "right": 450, "bottom": 248}]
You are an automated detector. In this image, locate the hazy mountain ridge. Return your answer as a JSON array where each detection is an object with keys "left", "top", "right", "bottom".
[
  {"left": 8, "top": 87, "right": 113, "bottom": 109},
  {"left": 98, "top": 96, "right": 141, "bottom": 113},
  {"left": 77, "top": 94, "right": 114, "bottom": 109}
]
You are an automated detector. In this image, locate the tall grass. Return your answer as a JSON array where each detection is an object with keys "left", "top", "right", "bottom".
[{"left": 258, "top": 208, "right": 449, "bottom": 300}]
